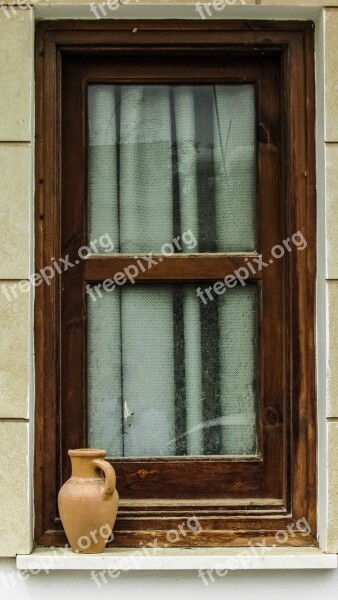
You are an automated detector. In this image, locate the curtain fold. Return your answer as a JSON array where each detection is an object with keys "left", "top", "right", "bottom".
[
  {"left": 213, "top": 85, "right": 256, "bottom": 252},
  {"left": 88, "top": 85, "right": 120, "bottom": 252},
  {"left": 119, "top": 86, "right": 174, "bottom": 253},
  {"left": 88, "top": 84, "right": 257, "bottom": 457},
  {"left": 88, "top": 288, "right": 123, "bottom": 456}
]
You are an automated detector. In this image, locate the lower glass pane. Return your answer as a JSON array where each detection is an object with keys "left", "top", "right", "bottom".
[{"left": 87, "top": 283, "right": 258, "bottom": 457}]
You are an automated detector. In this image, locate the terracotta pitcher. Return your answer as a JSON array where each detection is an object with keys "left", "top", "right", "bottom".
[{"left": 58, "top": 449, "right": 119, "bottom": 553}]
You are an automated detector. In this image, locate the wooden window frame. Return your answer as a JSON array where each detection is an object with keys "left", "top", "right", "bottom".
[{"left": 34, "top": 20, "right": 316, "bottom": 548}]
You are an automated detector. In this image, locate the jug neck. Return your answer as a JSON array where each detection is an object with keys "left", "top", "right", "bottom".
[{"left": 68, "top": 449, "right": 107, "bottom": 478}]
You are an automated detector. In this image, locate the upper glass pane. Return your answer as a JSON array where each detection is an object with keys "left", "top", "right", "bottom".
[{"left": 88, "top": 84, "right": 257, "bottom": 254}]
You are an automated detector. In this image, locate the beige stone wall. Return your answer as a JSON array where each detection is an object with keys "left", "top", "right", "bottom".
[
  {"left": 0, "top": 0, "right": 337, "bottom": 557},
  {"left": 324, "top": 8, "right": 338, "bottom": 554},
  {"left": 0, "top": 9, "right": 33, "bottom": 556}
]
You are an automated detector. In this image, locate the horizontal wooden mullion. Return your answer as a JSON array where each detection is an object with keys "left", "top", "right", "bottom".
[
  {"left": 110, "top": 458, "right": 264, "bottom": 500},
  {"left": 84, "top": 254, "right": 263, "bottom": 283}
]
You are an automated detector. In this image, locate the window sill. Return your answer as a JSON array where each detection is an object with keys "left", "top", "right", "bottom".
[{"left": 16, "top": 547, "right": 337, "bottom": 572}]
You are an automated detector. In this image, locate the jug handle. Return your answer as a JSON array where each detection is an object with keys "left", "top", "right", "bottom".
[{"left": 92, "top": 458, "right": 116, "bottom": 500}]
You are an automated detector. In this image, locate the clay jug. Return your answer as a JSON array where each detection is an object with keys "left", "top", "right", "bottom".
[{"left": 58, "top": 449, "right": 119, "bottom": 553}]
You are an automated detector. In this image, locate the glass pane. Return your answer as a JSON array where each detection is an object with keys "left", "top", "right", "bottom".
[
  {"left": 88, "top": 84, "right": 256, "bottom": 254},
  {"left": 87, "top": 284, "right": 258, "bottom": 457}
]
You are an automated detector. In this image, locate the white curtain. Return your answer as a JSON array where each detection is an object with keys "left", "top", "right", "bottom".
[{"left": 87, "top": 84, "right": 257, "bottom": 457}]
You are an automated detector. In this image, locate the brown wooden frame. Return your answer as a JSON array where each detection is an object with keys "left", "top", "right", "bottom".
[{"left": 34, "top": 20, "right": 316, "bottom": 548}]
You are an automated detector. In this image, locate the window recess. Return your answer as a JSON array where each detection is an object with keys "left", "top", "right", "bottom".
[{"left": 35, "top": 20, "right": 316, "bottom": 548}]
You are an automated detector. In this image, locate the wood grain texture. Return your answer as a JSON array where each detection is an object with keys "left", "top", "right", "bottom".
[{"left": 84, "top": 254, "right": 263, "bottom": 282}]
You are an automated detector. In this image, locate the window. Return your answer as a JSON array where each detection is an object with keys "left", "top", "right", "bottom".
[{"left": 35, "top": 20, "right": 316, "bottom": 548}]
